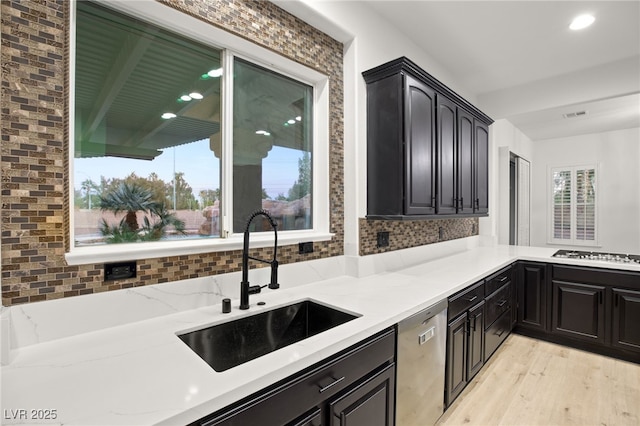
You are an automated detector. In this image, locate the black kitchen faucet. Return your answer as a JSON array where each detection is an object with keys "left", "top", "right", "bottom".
[{"left": 240, "top": 209, "right": 280, "bottom": 310}]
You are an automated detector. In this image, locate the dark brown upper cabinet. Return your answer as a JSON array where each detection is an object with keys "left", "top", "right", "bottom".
[{"left": 363, "top": 57, "right": 493, "bottom": 219}]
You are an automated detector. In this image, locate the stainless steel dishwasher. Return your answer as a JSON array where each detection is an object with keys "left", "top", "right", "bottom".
[{"left": 396, "top": 299, "right": 448, "bottom": 426}]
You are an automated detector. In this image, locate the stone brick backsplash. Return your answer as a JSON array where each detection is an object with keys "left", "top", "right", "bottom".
[
  {"left": 1, "top": 0, "right": 344, "bottom": 306},
  {"left": 359, "top": 217, "right": 478, "bottom": 256}
]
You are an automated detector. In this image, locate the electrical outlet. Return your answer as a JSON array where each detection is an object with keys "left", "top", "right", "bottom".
[
  {"left": 299, "top": 241, "right": 314, "bottom": 254},
  {"left": 104, "top": 261, "right": 136, "bottom": 281},
  {"left": 377, "top": 231, "right": 390, "bottom": 248}
]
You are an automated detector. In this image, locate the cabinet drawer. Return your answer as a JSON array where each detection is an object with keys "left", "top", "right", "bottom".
[
  {"left": 484, "top": 308, "right": 511, "bottom": 361},
  {"left": 485, "top": 266, "right": 512, "bottom": 295},
  {"left": 552, "top": 265, "right": 640, "bottom": 289},
  {"left": 449, "top": 280, "right": 485, "bottom": 319},
  {"left": 485, "top": 282, "right": 511, "bottom": 328},
  {"left": 201, "top": 329, "right": 395, "bottom": 426}
]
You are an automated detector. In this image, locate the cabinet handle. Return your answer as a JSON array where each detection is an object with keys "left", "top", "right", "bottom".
[
  {"left": 318, "top": 376, "right": 345, "bottom": 393},
  {"left": 460, "top": 197, "right": 464, "bottom": 211},
  {"left": 475, "top": 198, "right": 479, "bottom": 209},
  {"left": 497, "top": 299, "right": 508, "bottom": 307},
  {"left": 499, "top": 276, "right": 508, "bottom": 282},
  {"left": 495, "top": 328, "right": 505, "bottom": 337},
  {"left": 464, "top": 295, "right": 478, "bottom": 303}
]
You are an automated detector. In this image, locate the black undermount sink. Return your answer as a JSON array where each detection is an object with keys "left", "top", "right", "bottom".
[{"left": 178, "top": 300, "right": 359, "bottom": 372}]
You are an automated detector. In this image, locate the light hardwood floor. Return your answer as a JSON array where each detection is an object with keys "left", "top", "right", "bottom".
[{"left": 437, "top": 334, "right": 640, "bottom": 426}]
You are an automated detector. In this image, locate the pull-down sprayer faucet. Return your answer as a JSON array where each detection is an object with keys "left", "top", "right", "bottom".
[{"left": 240, "top": 209, "right": 279, "bottom": 310}]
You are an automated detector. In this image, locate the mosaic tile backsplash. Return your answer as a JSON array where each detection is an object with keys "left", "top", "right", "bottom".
[
  {"left": 1, "top": 0, "right": 343, "bottom": 306},
  {"left": 359, "top": 217, "right": 479, "bottom": 256}
]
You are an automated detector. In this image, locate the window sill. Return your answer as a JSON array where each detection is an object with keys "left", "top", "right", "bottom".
[
  {"left": 547, "top": 240, "right": 600, "bottom": 248},
  {"left": 65, "top": 231, "right": 334, "bottom": 266}
]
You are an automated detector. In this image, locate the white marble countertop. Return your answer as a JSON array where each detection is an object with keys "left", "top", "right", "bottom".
[{"left": 2, "top": 245, "right": 639, "bottom": 425}]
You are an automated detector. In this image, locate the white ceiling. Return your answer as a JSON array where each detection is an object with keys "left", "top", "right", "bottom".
[{"left": 361, "top": 1, "right": 640, "bottom": 141}]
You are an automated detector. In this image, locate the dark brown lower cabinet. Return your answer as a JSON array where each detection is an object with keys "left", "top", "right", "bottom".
[
  {"left": 194, "top": 329, "right": 396, "bottom": 426},
  {"left": 291, "top": 408, "right": 322, "bottom": 426},
  {"left": 446, "top": 300, "right": 485, "bottom": 407},
  {"left": 467, "top": 302, "right": 485, "bottom": 379},
  {"left": 328, "top": 363, "right": 395, "bottom": 426},
  {"left": 515, "top": 264, "right": 640, "bottom": 364},
  {"left": 551, "top": 280, "right": 606, "bottom": 344},
  {"left": 445, "top": 266, "right": 517, "bottom": 408},
  {"left": 612, "top": 288, "right": 640, "bottom": 354},
  {"left": 517, "top": 262, "right": 548, "bottom": 332},
  {"left": 446, "top": 312, "right": 468, "bottom": 405}
]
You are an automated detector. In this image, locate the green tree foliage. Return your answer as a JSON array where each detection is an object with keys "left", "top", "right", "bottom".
[
  {"left": 168, "top": 172, "right": 199, "bottom": 210},
  {"left": 77, "top": 178, "right": 100, "bottom": 209},
  {"left": 98, "top": 182, "right": 185, "bottom": 243},
  {"left": 102, "top": 172, "right": 168, "bottom": 207},
  {"left": 287, "top": 152, "right": 311, "bottom": 201},
  {"left": 199, "top": 188, "right": 219, "bottom": 207}
]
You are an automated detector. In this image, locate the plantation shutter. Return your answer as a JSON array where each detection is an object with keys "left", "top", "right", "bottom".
[
  {"left": 550, "top": 166, "right": 597, "bottom": 245},
  {"left": 552, "top": 170, "right": 572, "bottom": 240},
  {"left": 576, "top": 168, "right": 596, "bottom": 241}
]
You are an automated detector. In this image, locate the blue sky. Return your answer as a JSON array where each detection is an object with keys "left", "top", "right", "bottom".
[{"left": 75, "top": 139, "right": 304, "bottom": 199}]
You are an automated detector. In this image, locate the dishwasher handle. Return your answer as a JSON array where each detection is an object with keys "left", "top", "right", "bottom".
[{"left": 397, "top": 299, "right": 448, "bottom": 333}]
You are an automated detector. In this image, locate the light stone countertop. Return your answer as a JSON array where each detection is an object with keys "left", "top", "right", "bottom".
[{"left": 2, "top": 245, "right": 639, "bottom": 425}]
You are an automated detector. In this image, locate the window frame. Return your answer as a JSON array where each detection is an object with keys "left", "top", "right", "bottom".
[
  {"left": 66, "top": 0, "right": 331, "bottom": 265},
  {"left": 548, "top": 164, "right": 599, "bottom": 247}
]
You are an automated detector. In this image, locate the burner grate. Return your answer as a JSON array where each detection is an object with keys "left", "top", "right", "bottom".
[{"left": 552, "top": 250, "right": 640, "bottom": 264}]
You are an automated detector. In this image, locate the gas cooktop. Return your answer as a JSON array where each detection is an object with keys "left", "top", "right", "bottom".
[{"left": 552, "top": 250, "right": 640, "bottom": 264}]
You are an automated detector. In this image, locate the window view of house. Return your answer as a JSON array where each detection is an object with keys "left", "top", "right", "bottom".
[{"left": 73, "top": 1, "right": 313, "bottom": 246}]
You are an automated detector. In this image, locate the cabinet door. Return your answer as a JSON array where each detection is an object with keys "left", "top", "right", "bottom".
[
  {"left": 457, "top": 109, "right": 474, "bottom": 213},
  {"left": 328, "top": 364, "right": 395, "bottom": 426},
  {"left": 289, "top": 408, "right": 323, "bottom": 426},
  {"left": 437, "top": 96, "right": 457, "bottom": 215},
  {"left": 474, "top": 120, "right": 489, "bottom": 214},
  {"left": 446, "top": 313, "right": 468, "bottom": 406},
  {"left": 612, "top": 288, "right": 640, "bottom": 354},
  {"left": 405, "top": 75, "right": 436, "bottom": 215},
  {"left": 517, "top": 262, "right": 548, "bottom": 331},
  {"left": 467, "top": 301, "right": 485, "bottom": 380},
  {"left": 551, "top": 280, "right": 606, "bottom": 344}
]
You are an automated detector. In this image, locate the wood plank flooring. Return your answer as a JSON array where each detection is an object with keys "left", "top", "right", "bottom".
[{"left": 437, "top": 334, "right": 640, "bottom": 426}]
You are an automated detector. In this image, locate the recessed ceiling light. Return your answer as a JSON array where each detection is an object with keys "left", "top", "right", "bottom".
[
  {"left": 161, "top": 112, "right": 177, "bottom": 119},
  {"left": 287, "top": 119, "right": 296, "bottom": 125},
  {"left": 180, "top": 95, "right": 192, "bottom": 102},
  {"left": 295, "top": 116, "right": 302, "bottom": 121},
  {"left": 207, "top": 68, "right": 223, "bottom": 78},
  {"left": 570, "top": 14, "right": 595, "bottom": 30},
  {"left": 255, "top": 130, "right": 271, "bottom": 136},
  {"left": 189, "top": 92, "right": 204, "bottom": 100}
]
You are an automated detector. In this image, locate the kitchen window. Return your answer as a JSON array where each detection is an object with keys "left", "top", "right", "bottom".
[
  {"left": 68, "top": 0, "right": 329, "bottom": 264},
  {"left": 549, "top": 165, "right": 598, "bottom": 246}
]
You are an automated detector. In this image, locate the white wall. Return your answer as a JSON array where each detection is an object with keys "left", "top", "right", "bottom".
[
  {"left": 274, "top": 0, "right": 479, "bottom": 256},
  {"left": 530, "top": 127, "right": 640, "bottom": 254},
  {"left": 483, "top": 119, "right": 534, "bottom": 245}
]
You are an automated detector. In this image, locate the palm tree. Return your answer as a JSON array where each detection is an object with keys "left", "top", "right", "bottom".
[
  {"left": 98, "top": 182, "right": 186, "bottom": 243},
  {"left": 99, "top": 182, "right": 159, "bottom": 232}
]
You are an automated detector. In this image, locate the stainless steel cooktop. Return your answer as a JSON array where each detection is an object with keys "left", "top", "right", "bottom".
[{"left": 552, "top": 250, "right": 640, "bottom": 264}]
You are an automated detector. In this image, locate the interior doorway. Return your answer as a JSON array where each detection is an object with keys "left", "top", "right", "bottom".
[{"left": 509, "top": 153, "right": 531, "bottom": 246}]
